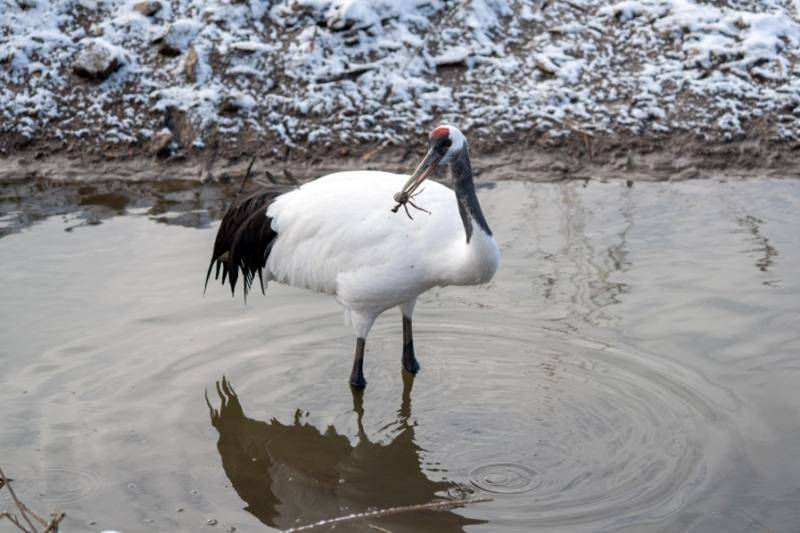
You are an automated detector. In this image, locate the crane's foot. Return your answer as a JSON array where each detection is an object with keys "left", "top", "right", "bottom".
[
  {"left": 349, "top": 372, "right": 367, "bottom": 390},
  {"left": 349, "top": 375, "right": 367, "bottom": 389},
  {"left": 401, "top": 316, "right": 420, "bottom": 374},
  {"left": 402, "top": 345, "right": 420, "bottom": 375},
  {"left": 350, "top": 337, "right": 367, "bottom": 389}
]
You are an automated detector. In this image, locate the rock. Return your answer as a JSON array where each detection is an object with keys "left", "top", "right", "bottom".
[
  {"left": 219, "top": 93, "right": 255, "bottom": 115},
  {"left": 72, "top": 39, "right": 123, "bottom": 82},
  {"left": 132, "top": 0, "right": 162, "bottom": 16},
  {"left": 229, "top": 41, "right": 268, "bottom": 54},
  {"left": 151, "top": 129, "right": 174, "bottom": 158},
  {"left": 158, "top": 38, "right": 182, "bottom": 58},
  {"left": 674, "top": 166, "right": 701, "bottom": 180},
  {"left": 0, "top": 48, "right": 13, "bottom": 65},
  {"left": 184, "top": 46, "right": 198, "bottom": 82},
  {"left": 433, "top": 47, "right": 471, "bottom": 68},
  {"left": 219, "top": 97, "right": 242, "bottom": 114},
  {"left": 156, "top": 19, "right": 202, "bottom": 57}
]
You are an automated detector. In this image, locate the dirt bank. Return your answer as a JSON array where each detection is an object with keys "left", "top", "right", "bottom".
[
  {"left": 2, "top": 134, "right": 798, "bottom": 242},
  {"left": 2, "top": 129, "right": 799, "bottom": 185}
]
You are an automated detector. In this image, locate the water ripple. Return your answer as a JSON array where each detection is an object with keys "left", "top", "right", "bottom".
[
  {"left": 37, "top": 466, "right": 103, "bottom": 504},
  {"left": 469, "top": 463, "right": 542, "bottom": 494},
  {"left": 402, "top": 318, "right": 734, "bottom": 530}
]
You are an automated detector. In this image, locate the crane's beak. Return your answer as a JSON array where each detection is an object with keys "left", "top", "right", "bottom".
[{"left": 397, "top": 147, "right": 440, "bottom": 199}]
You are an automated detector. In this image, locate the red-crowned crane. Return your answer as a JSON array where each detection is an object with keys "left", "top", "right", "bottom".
[{"left": 206, "top": 125, "right": 499, "bottom": 389}]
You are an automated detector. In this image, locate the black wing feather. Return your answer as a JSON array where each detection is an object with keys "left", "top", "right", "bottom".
[{"left": 205, "top": 186, "right": 291, "bottom": 299}]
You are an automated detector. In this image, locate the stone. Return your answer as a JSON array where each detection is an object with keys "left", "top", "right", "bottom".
[
  {"left": 132, "top": 0, "right": 162, "bottom": 17},
  {"left": 218, "top": 93, "right": 255, "bottom": 115},
  {"left": 0, "top": 48, "right": 13, "bottom": 65},
  {"left": 72, "top": 40, "right": 122, "bottom": 82},
  {"left": 229, "top": 41, "right": 266, "bottom": 54},
  {"left": 184, "top": 46, "right": 198, "bottom": 82},
  {"left": 675, "top": 166, "right": 701, "bottom": 180},
  {"left": 156, "top": 20, "right": 201, "bottom": 57},
  {"left": 158, "top": 39, "right": 182, "bottom": 57},
  {"left": 151, "top": 129, "right": 174, "bottom": 158},
  {"left": 219, "top": 97, "right": 242, "bottom": 114}
]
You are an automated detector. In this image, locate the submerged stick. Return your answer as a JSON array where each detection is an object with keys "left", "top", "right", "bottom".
[
  {"left": 0, "top": 468, "right": 66, "bottom": 533},
  {"left": 0, "top": 468, "right": 37, "bottom": 532},
  {"left": 282, "top": 497, "right": 492, "bottom": 532}
]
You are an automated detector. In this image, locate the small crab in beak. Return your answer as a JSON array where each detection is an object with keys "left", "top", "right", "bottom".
[{"left": 391, "top": 126, "right": 456, "bottom": 219}]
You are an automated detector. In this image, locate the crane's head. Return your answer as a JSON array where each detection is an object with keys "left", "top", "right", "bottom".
[{"left": 395, "top": 125, "right": 468, "bottom": 202}]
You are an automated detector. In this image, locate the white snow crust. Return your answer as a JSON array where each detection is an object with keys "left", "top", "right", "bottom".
[{"left": 2, "top": 0, "right": 799, "bottom": 151}]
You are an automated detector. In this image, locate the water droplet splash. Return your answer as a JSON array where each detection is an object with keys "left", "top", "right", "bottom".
[{"left": 469, "top": 463, "right": 541, "bottom": 494}]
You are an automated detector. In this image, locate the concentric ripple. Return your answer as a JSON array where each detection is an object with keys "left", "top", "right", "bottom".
[
  {"left": 194, "top": 287, "right": 736, "bottom": 531},
  {"left": 221, "top": 303, "right": 736, "bottom": 531},
  {"left": 469, "top": 463, "right": 541, "bottom": 494},
  {"left": 399, "top": 316, "right": 735, "bottom": 531},
  {"left": 37, "top": 466, "right": 103, "bottom": 503}
]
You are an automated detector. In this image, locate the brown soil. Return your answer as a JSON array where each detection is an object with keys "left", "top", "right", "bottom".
[{"left": 2, "top": 128, "right": 799, "bottom": 188}]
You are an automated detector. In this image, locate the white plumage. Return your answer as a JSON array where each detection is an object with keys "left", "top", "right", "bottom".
[
  {"left": 266, "top": 170, "right": 499, "bottom": 338},
  {"left": 207, "top": 125, "right": 499, "bottom": 388}
]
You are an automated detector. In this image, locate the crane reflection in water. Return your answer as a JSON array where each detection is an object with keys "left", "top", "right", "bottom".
[{"left": 207, "top": 374, "right": 483, "bottom": 532}]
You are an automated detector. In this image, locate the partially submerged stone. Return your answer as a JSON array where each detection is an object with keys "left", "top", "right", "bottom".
[{"left": 72, "top": 39, "right": 123, "bottom": 82}]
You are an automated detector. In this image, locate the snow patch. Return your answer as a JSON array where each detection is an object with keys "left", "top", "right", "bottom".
[{"left": 1, "top": 0, "right": 800, "bottom": 152}]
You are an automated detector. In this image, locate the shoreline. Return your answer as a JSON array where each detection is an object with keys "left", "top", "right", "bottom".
[
  {"left": 2, "top": 139, "right": 797, "bottom": 240},
  {"left": 2, "top": 136, "right": 799, "bottom": 186}
]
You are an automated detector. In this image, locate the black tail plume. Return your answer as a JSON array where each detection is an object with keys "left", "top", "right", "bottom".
[{"left": 205, "top": 186, "right": 291, "bottom": 299}]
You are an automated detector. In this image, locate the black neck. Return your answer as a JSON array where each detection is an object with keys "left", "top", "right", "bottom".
[{"left": 450, "top": 148, "right": 492, "bottom": 243}]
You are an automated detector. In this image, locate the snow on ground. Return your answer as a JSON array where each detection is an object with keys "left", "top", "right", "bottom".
[{"left": 1, "top": 0, "right": 799, "bottom": 156}]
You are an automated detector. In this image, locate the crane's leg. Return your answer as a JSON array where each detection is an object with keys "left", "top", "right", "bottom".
[
  {"left": 400, "top": 299, "right": 420, "bottom": 374},
  {"left": 349, "top": 338, "right": 367, "bottom": 389},
  {"left": 347, "top": 310, "right": 375, "bottom": 389},
  {"left": 345, "top": 309, "right": 381, "bottom": 389}
]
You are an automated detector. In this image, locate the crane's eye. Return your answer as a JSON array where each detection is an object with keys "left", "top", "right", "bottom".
[{"left": 443, "top": 138, "right": 452, "bottom": 148}]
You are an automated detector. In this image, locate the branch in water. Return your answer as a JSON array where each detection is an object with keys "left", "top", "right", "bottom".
[
  {"left": 0, "top": 467, "right": 66, "bottom": 533},
  {"left": 282, "top": 497, "right": 492, "bottom": 532}
]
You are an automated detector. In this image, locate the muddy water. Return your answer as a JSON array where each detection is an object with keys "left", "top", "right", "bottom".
[{"left": 1, "top": 179, "right": 799, "bottom": 533}]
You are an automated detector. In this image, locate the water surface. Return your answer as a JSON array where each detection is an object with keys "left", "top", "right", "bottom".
[{"left": 1, "top": 179, "right": 799, "bottom": 532}]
